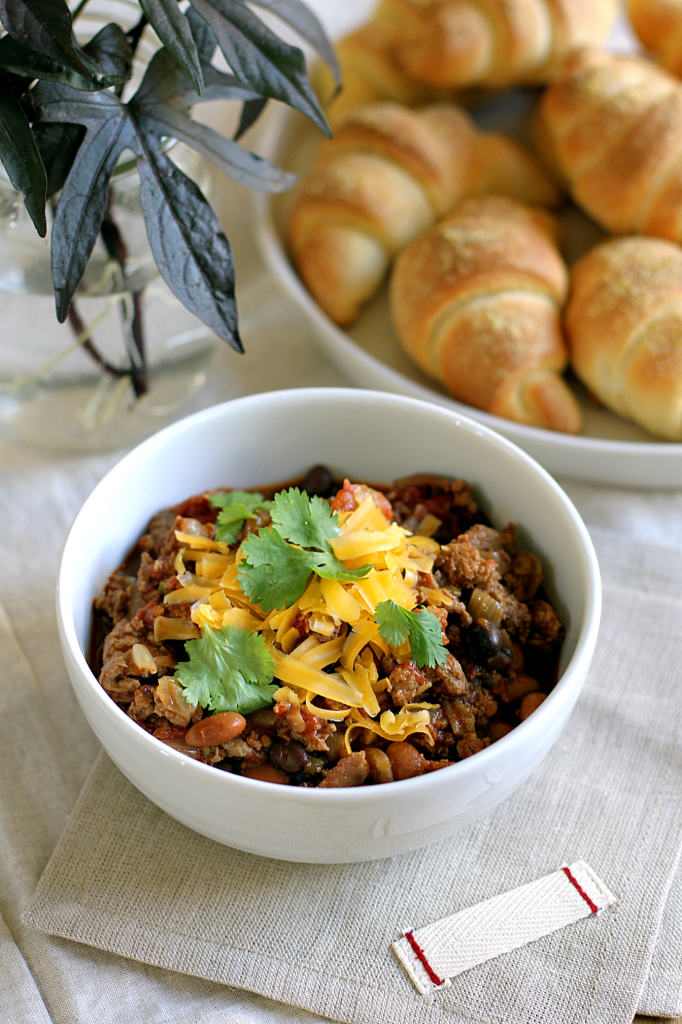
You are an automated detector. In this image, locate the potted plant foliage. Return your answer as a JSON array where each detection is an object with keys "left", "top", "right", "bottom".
[{"left": 0, "top": 0, "right": 337, "bottom": 435}]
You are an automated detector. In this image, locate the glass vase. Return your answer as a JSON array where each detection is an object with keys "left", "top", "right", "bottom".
[{"left": 0, "top": 1, "right": 219, "bottom": 453}]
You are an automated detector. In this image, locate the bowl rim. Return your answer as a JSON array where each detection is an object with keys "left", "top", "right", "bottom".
[{"left": 57, "top": 386, "right": 602, "bottom": 805}]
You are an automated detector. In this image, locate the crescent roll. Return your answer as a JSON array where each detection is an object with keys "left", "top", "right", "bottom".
[
  {"left": 390, "top": 195, "right": 581, "bottom": 433},
  {"left": 629, "top": 0, "right": 682, "bottom": 78},
  {"left": 566, "top": 235, "right": 682, "bottom": 439},
  {"left": 382, "top": 0, "right": 616, "bottom": 89},
  {"left": 286, "top": 103, "right": 560, "bottom": 326},
  {"left": 538, "top": 47, "right": 682, "bottom": 241}
]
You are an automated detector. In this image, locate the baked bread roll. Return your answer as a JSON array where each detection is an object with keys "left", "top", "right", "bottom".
[
  {"left": 538, "top": 48, "right": 682, "bottom": 240},
  {"left": 566, "top": 235, "right": 682, "bottom": 439},
  {"left": 339, "top": 0, "right": 616, "bottom": 92},
  {"left": 313, "top": 21, "right": 443, "bottom": 130},
  {"left": 390, "top": 195, "right": 581, "bottom": 433},
  {"left": 629, "top": 0, "right": 682, "bottom": 77},
  {"left": 286, "top": 103, "right": 560, "bottom": 326}
]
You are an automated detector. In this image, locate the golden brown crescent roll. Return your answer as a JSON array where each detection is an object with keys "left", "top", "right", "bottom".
[
  {"left": 313, "top": 21, "right": 444, "bottom": 130},
  {"left": 629, "top": 0, "right": 682, "bottom": 77},
  {"left": 390, "top": 195, "right": 581, "bottom": 433},
  {"left": 286, "top": 103, "right": 560, "bottom": 326},
  {"left": 565, "top": 235, "right": 682, "bottom": 439},
  {"left": 356, "top": 0, "right": 617, "bottom": 90},
  {"left": 538, "top": 48, "right": 682, "bottom": 241}
]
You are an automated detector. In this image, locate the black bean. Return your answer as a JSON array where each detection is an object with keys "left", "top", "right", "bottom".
[
  {"left": 248, "top": 708, "right": 277, "bottom": 730},
  {"left": 303, "top": 464, "right": 334, "bottom": 497},
  {"left": 467, "top": 618, "right": 514, "bottom": 672},
  {"left": 270, "top": 740, "right": 310, "bottom": 773}
]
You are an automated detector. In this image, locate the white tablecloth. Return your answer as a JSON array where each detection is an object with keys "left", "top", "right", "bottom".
[{"left": 4, "top": 8, "right": 682, "bottom": 1013}]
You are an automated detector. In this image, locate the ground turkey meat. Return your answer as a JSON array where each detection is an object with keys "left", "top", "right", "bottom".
[
  {"left": 424, "top": 654, "right": 469, "bottom": 697},
  {"left": 504, "top": 549, "right": 544, "bottom": 603},
  {"left": 434, "top": 539, "right": 500, "bottom": 590},
  {"left": 388, "top": 661, "right": 430, "bottom": 705},
  {"left": 529, "top": 600, "right": 564, "bottom": 646},
  {"left": 93, "top": 571, "right": 137, "bottom": 624},
  {"left": 92, "top": 469, "right": 564, "bottom": 789},
  {"left": 319, "top": 752, "right": 369, "bottom": 788}
]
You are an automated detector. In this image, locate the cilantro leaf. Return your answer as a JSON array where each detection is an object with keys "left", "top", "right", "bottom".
[
  {"left": 270, "top": 487, "right": 338, "bottom": 551},
  {"left": 209, "top": 490, "right": 271, "bottom": 544},
  {"left": 375, "top": 600, "right": 450, "bottom": 669},
  {"left": 238, "top": 527, "right": 318, "bottom": 611},
  {"left": 209, "top": 490, "right": 266, "bottom": 511},
  {"left": 237, "top": 488, "right": 372, "bottom": 609},
  {"left": 174, "top": 624, "right": 277, "bottom": 714},
  {"left": 313, "top": 553, "right": 373, "bottom": 583}
]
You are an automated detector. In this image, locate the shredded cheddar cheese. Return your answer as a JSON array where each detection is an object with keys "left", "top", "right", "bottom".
[{"left": 166, "top": 491, "right": 443, "bottom": 744}]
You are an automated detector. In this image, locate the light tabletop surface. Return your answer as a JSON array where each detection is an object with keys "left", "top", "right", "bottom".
[{"left": 4, "top": 3, "right": 682, "bottom": 1017}]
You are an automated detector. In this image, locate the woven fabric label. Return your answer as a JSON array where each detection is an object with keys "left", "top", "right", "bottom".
[{"left": 392, "top": 860, "right": 617, "bottom": 994}]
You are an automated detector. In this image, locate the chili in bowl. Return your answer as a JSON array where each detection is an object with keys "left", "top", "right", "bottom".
[
  {"left": 57, "top": 388, "right": 600, "bottom": 863},
  {"left": 91, "top": 468, "right": 564, "bottom": 789}
]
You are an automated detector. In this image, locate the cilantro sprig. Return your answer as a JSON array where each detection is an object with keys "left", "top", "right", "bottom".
[
  {"left": 238, "top": 488, "right": 372, "bottom": 611},
  {"left": 375, "top": 600, "right": 449, "bottom": 669},
  {"left": 175, "top": 624, "right": 277, "bottom": 715},
  {"left": 209, "top": 491, "right": 272, "bottom": 544}
]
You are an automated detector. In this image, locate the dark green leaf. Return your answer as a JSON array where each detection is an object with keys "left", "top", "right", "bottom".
[
  {"left": 234, "top": 96, "right": 267, "bottom": 140},
  {"left": 139, "top": 0, "right": 204, "bottom": 96},
  {"left": 79, "top": 23, "right": 133, "bottom": 88},
  {"left": 249, "top": 0, "right": 340, "bottom": 85},
  {"left": 32, "top": 121, "right": 84, "bottom": 197},
  {"left": 44, "top": 93, "right": 131, "bottom": 318},
  {"left": 31, "top": 76, "right": 123, "bottom": 122},
  {"left": 130, "top": 129, "right": 242, "bottom": 351},
  {"left": 190, "top": 0, "right": 330, "bottom": 136},
  {"left": 0, "top": 73, "right": 46, "bottom": 235},
  {"left": 185, "top": 5, "right": 217, "bottom": 63},
  {"left": 0, "top": 23, "right": 132, "bottom": 91},
  {"left": 200, "top": 63, "right": 260, "bottom": 103},
  {"left": 134, "top": 44, "right": 257, "bottom": 109},
  {"left": 0, "top": 0, "right": 96, "bottom": 81},
  {"left": 136, "top": 104, "right": 295, "bottom": 191}
]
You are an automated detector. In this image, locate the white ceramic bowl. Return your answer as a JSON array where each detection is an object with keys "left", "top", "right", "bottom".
[{"left": 57, "top": 388, "right": 601, "bottom": 863}]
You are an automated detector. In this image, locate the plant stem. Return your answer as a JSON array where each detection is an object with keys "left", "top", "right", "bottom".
[
  {"left": 131, "top": 290, "right": 146, "bottom": 379},
  {"left": 126, "top": 14, "right": 148, "bottom": 55},
  {"left": 67, "top": 304, "right": 127, "bottom": 378},
  {"left": 100, "top": 204, "right": 149, "bottom": 397},
  {"left": 71, "top": 0, "right": 91, "bottom": 22}
]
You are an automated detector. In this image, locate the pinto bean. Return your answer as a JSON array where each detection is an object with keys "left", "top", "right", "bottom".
[
  {"left": 506, "top": 673, "right": 540, "bottom": 702},
  {"left": 365, "top": 747, "right": 394, "bottom": 784},
  {"left": 185, "top": 712, "right": 246, "bottom": 747},
  {"left": 157, "top": 737, "right": 205, "bottom": 759},
  {"left": 386, "top": 742, "right": 427, "bottom": 780},
  {"left": 241, "top": 765, "right": 291, "bottom": 785},
  {"left": 489, "top": 720, "right": 514, "bottom": 741},
  {"left": 519, "top": 692, "right": 546, "bottom": 721}
]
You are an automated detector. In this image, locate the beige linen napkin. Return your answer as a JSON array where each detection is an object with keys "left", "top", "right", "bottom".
[{"left": 21, "top": 529, "right": 682, "bottom": 1024}]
